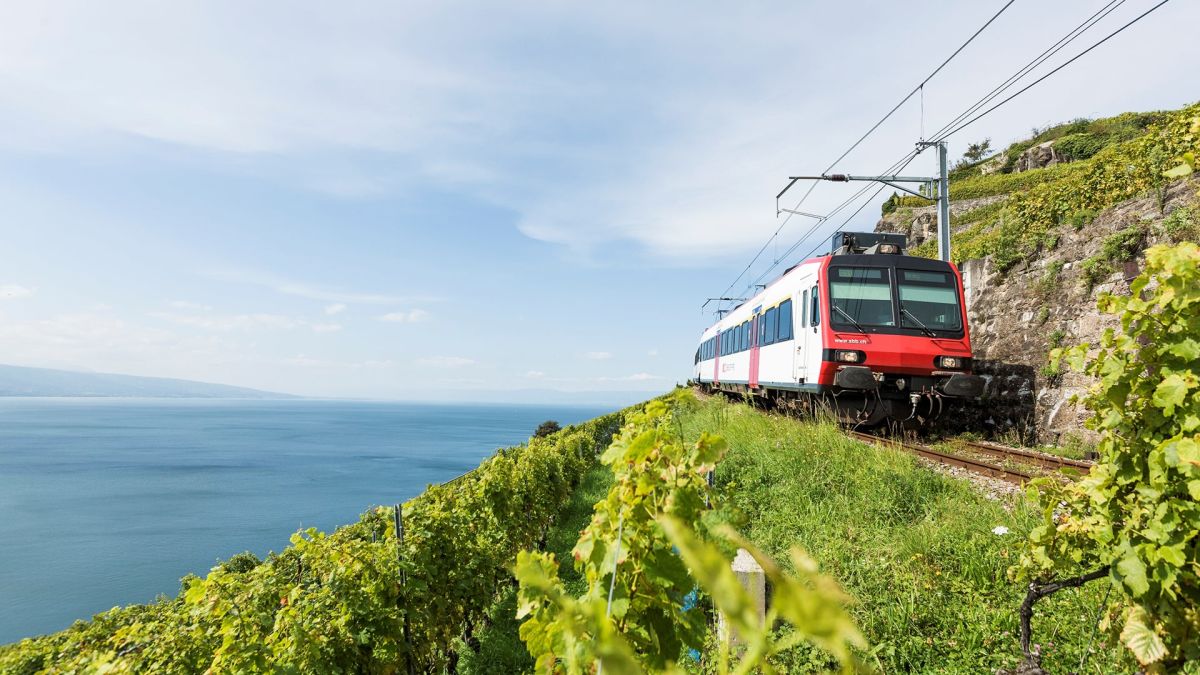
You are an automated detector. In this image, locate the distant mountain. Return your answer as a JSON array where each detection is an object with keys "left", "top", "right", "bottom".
[{"left": 0, "top": 364, "right": 298, "bottom": 399}]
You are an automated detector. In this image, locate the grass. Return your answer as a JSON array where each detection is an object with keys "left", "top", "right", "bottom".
[
  {"left": 676, "top": 397, "right": 1131, "bottom": 674},
  {"left": 459, "top": 461, "right": 614, "bottom": 674},
  {"left": 467, "top": 396, "right": 1132, "bottom": 672}
]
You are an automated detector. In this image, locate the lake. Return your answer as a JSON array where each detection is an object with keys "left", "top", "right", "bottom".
[{"left": 0, "top": 398, "right": 610, "bottom": 643}]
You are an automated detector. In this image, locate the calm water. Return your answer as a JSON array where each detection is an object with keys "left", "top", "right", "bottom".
[{"left": 0, "top": 398, "right": 609, "bottom": 643}]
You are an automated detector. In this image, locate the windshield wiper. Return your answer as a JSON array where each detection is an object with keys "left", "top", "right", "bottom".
[
  {"left": 901, "top": 305, "right": 937, "bottom": 337},
  {"left": 832, "top": 304, "right": 868, "bottom": 333}
]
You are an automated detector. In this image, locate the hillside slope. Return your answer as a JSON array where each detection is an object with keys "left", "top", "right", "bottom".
[
  {"left": 0, "top": 364, "right": 297, "bottom": 398},
  {"left": 876, "top": 104, "right": 1200, "bottom": 442}
]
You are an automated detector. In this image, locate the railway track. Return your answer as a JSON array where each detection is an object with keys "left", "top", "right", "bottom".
[
  {"left": 845, "top": 431, "right": 1092, "bottom": 485},
  {"left": 956, "top": 438, "right": 1092, "bottom": 474}
]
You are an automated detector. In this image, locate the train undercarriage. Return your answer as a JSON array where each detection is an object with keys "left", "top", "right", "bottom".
[{"left": 695, "top": 367, "right": 984, "bottom": 430}]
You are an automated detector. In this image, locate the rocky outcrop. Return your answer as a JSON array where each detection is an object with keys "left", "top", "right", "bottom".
[
  {"left": 877, "top": 181, "right": 1197, "bottom": 443},
  {"left": 979, "top": 155, "right": 1006, "bottom": 176},
  {"left": 1013, "top": 141, "right": 1065, "bottom": 172}
]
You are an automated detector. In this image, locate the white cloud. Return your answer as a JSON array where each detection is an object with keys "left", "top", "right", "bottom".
[
  {"left": 0, "top": 0, "right": 1194, "bottom": 270},
  {"left": 310, "top": 323, "right": 342, "bottom": 333},
  {"left": 379, "top": 309, "right": 429, "bottom": 323},
  {"left": 524, "top": 370, "right": 545, "bottom": 379},
  {"left": 324, "top": 303, "right": 346, "bottom": 316},
  {"left": 205, "top": 269, "right": 433, "bottom": 305},
  {"left": 647, "top": 349, "right": 659, "bottom": 357},
  {"left": 416, "top": 356, "right": 475, "bottom": 368},
  {"left": 150, "top": 311, "right": 301, "bottom": 331},
  {"left": 0, "top": 284, "right": 34, "bottom": 299},
  {"left": 584, "top": 351, "right": 612, "bottom": 360},
  {"left": 169, "top": 300, "right": 212, "bottom": 311},
  {"left": 598, "top": 372, "right": 665, "bottom": 382}
]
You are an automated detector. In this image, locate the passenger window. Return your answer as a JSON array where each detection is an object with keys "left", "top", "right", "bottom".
[
  {"left": 758, "top": 315, "right": 766, "bottom": 345},
  {"left": 743, "top": 322, "right": 750, "bottom": 351},
  {"left": 764, "top": 307, "right": 778, "bottom": 344},
  {"left": 801, "top": 290, "right": 808, "bottom": 328},
  {"left": 778, "top": 300, "right": 793, "bottom": 341},
  {"left": 811, "top": 286, "right": 820, "bottom": 326}
]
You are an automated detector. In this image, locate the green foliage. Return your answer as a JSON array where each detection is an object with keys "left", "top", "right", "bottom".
[
  {"left": 1079, "top": 224, "right": 1146, "bottom": 290},
  {"left": 217, "top": 551, "right": 262, "bottom": 574},
  {"left": 944, "top": 104, "right": 1199, "bottom": 269},
  {"left": 1020, "top": 242, "right": 1200, "bottom": 670},
  {"left": 881, "top": 193, "right": 932, "bottom": 216},
  {"left": 535, "top": 419, "right": 563, "bottom": 438},
  {"left": 1054, "top": 133, "right": 1107, "bottom": 161},
  {"left": 0, "top": 403, "right": 634, "bottom": 673},
  {"left": 515, "top": 395, "right": 866, "bottom": 674},
  {"left": 1160, "top": 204, "right": 1199, "bottom": 242},
  {"left": 963, "top": 138, "right": 993, "bottom": 164},
  {"left": 1066, "top": 207, "right": 1099, "bottom": 231}
]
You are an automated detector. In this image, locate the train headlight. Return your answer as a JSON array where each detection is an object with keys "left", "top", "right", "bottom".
[
  {"left": 936, "top": 356, "right": 964, "bottom": 369},
  {"left": 834, "top": 350, "right": 864, "bottom": 363}
]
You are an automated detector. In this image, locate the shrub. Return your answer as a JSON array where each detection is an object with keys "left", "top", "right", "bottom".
[
  {"left": 216, "top": 551, "right": 261, "bottom": 574},
  {"left": 1054, "top": 132, "right": 1107, "bottom": 161},
  {"left": 533, "top": 420, "right": 561, "bottom": 438},
  {"left": 1161, "top": 204, "right": 1199, "bottom": 242},
  {"left": 1018, "top": 242, "right": 1200, "bottom": 671}
]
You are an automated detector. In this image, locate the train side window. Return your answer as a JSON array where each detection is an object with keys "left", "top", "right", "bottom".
[
  {"left": 811, "top": 286, "right": 821, "bottom": 326},
  {"left": 778, "top": 300, "right": 793, "bottom": 341},
  {"left": 743, "top": 321, "right": 750, "bottom": 351},
  {"left": 764, "top": 307, "right": 778, "bottom": 344},
  {"left": 758, "top": 314, "right": 766, "bottom": 345},
  {"left": 801, "top": 290, "right": 809, "bottom": 328}
]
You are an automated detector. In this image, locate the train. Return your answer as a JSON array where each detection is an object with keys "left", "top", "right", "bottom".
[{"left": 693, "top": 231, "right": 984, "bottom": 427}]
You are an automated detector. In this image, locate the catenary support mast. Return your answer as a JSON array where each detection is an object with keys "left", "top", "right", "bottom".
[{"left": 785, "top": 140, "right": 951, "bottom": 262}]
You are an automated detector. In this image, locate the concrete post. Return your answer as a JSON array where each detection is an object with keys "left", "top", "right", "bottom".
[{"left": 717, "top": 548, "right": 767, "bottom": 648}]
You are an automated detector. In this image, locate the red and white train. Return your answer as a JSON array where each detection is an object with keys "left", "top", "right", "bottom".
[{"left": 693, "top": 232, "right": 984, "bottom": 426}]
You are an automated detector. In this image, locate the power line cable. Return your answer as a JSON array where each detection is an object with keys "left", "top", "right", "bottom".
[
  {"left": 925, "top": 0, "right": 1129, "bottom": 143},
  {"left": 711, "top": 0, "right": 1018, "bottom": 308},
  {"left": 739, "top": 0, "right": 1170, "bottom": 295},
  {"left": 933, "top": 0, "right": 1172, "bottom": 141}
]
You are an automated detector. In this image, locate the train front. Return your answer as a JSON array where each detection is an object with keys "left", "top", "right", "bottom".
[{"left": 817, "top": 233, "right": 984, "bottom": 426}]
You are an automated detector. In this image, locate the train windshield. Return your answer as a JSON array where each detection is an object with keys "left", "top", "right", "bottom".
[
  {"left": 829, "top": 266, "right": 895, "bottom": 328},
  {"left": 897, "top": 269, "right": 963, "bottom": 331}
]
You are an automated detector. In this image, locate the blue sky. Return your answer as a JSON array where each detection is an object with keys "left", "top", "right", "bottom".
[{"left": 0, "top": 1, "right": 1196, "bottom": 400}]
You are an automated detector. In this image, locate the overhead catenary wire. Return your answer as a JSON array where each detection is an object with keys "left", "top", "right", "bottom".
[
  {"left": 710, "top": 0, "right": 1019, "bottom": 309},
  {"left": 924, "top": 0, "right": 1131, "bottom": 144},
  {"left": 932, "top": 0, "right": 1173, "bottom": 142},
  {"left": 734, "top": 0, "right": 1173, "bottom": 301}
]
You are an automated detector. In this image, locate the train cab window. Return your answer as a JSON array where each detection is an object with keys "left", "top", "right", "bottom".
[
  {"left": 829, "top": 267, "right": 893, "bottom": 329},
  {"left": 777, "top": 300, "right": 793, "bottom": 341},
  {"left": 801, "top": 290, "right": 809, "bottom": 328},
  {"left": 898, "top": 269, "right": 963, "bottom": 332},
  {"left": 811, "top": 286, "right": 820, "bottom": 327},
  {"left": 764, "top": 307, "right": 778, "bottom": 345}
]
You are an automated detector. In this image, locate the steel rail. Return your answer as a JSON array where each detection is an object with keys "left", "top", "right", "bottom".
[
  {"left": 846, "top": 430, "right": 1035, "bottom": 485},
  {"left": 958, "top": 439, "right": 1093, "bottom": 473}
]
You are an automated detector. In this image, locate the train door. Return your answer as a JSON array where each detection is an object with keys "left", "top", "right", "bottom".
[
  {"left": 803, "top": 283, "right": 823, "bottom": 378},
  {"left": 713, "top": 331, "right": 720, "bottom": 385},
  {"left": 748, "top": 310, "right": 761, "bottom": 388},
  {"left": 794, "top": 289, "right": 808, "bottom": 382}
]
